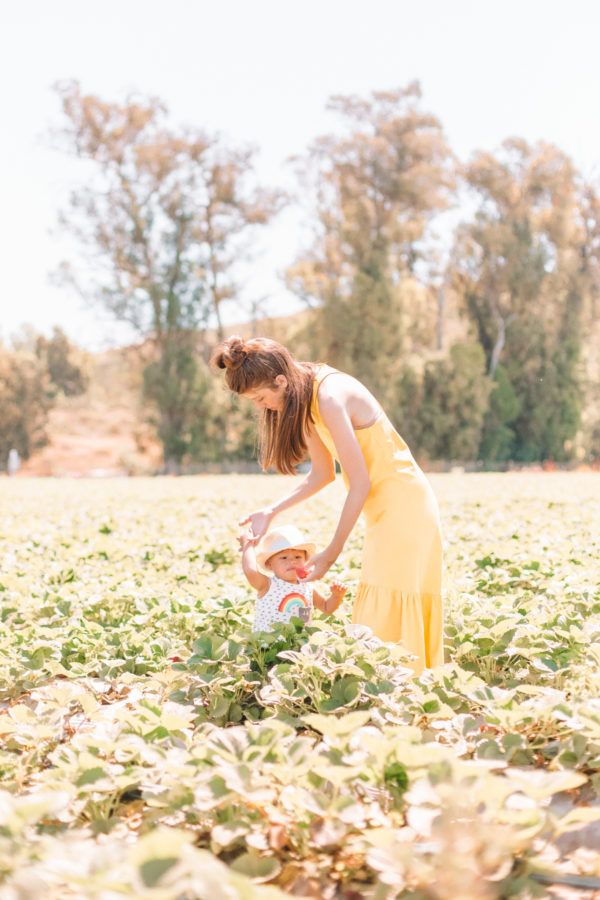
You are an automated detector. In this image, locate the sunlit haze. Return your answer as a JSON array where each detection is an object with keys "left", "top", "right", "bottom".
[{"left": 2, "top": 0, "right": 599, "bottom": 350}]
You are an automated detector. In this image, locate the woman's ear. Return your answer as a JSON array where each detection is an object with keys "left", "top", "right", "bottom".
[{"left": 274, "top": 374, "right": 288, "bottom": 389}]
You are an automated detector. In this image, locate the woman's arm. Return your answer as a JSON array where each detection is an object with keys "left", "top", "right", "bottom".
[
  {"left": 304, "top": 385, "right": 371, "bottom": 580},
  {"left": 239, "top": 428, "right": 336, "bottom": 540}
]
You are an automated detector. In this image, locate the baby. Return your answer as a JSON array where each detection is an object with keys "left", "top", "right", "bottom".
[{"left": 238, "top": 524, "right": 347, "bottom": 632}]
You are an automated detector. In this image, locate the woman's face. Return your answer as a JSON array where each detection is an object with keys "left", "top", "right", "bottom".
[{"left": 243, "top": 376, "right": 287, "bottom": 412}]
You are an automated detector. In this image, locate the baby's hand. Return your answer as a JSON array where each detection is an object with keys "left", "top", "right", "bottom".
[
  {"left": 237, "top": 529, "right": 257, "bottom": 552},
  {"left": 323, "top": 581, "right": 347, "bottom": 614},
  {"left": 330, "top": 582, "right": 347, "bottom": 600}
]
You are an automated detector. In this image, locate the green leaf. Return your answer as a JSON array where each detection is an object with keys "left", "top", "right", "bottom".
[
  {"left": 554, "top": 807, "right": 600, "bottom": 835},
  {"left": 211, "top": 821, "right": 250, "bottom": 850},
  {"left": 501, "top": 733, "right": 525, "bottom": 750},
  {"left": 504, "top": 768, "right": 586, "bottom": 799},
  {"left": 140, "top": 857, "right": 178, "bottom": 887},
  {"left": 384, "top": 762, "right": 408, "bottom": 793},
  {"left": 319, "top": 676, "right": 360, "bottom": 711},
  {"left": 303, "top": 710, "right": 371, "bottom": 737},
  {"left": 76, "top": 767, "right": 107, "bottom": 786},
  {"left": 476, "top": 740, "right": 504, "bottom": 760},
  {"left": 557, "top": 750, "right": 580, "bottom": 767},
  {"left": 131, "top": 826, "right": 192, "bottom": 875},
  {"left": 209, "top": 695, "right": 231, "bottom": 719},
  {"left": 230, "top": 852, "right": 281, "bottom": 882}
]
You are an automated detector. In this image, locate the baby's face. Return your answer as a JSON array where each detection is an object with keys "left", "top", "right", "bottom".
[{"left": 267, "top": 549, "right": 307, "bottom": 583}]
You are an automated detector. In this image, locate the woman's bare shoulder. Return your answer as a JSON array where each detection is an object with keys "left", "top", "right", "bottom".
[
  {"left": 317, "top": 371, "right": 382, "bottom": 427},
  {"left": 317, "top": 370, "right": 358, "bottom": 401}
]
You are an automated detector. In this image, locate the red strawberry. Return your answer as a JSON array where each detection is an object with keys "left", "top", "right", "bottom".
[{"left": 296, "top": 566, "right": 308, "bottom": 579}]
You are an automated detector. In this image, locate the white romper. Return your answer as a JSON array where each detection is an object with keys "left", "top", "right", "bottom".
[{"left": 252, "top": 576, "right": 314, "bottom": 632}]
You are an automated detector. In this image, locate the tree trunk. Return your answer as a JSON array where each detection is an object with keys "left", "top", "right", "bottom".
[
  {"left": 489, "top": 311, "right": 516, "bottom": 377},
  {"left": 436, "top": 284, "right": 445, "bottom": 351},
  {"left": 214, "top": 301, "right": 224, "bottom": 342}
]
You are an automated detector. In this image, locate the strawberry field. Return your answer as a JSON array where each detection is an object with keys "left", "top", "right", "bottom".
[{"left": 0, "top": 472, "right": 599, "bottom": 899}]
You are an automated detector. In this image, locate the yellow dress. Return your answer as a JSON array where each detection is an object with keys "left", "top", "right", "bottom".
[{"left": 311, "top": 366, "right": 443, "bottom": 673}]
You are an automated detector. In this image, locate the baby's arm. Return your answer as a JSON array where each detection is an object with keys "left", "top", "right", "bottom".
[
  {"left": 313, "top": 581, "right": 347, "bottom": 615},
  {"left": 237, "top": 531, "right": 270, "bottom": 595}
]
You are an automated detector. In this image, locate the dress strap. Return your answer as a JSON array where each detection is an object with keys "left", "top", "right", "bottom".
[
  {"left": 312, "top": 364, "right": 384, "bottom": 432},
  {"left": 313, "top": 364, "right": 341, "bottom": 388},
  {"left": 312, "top": 365, "right": 340, "bottom": 422}
]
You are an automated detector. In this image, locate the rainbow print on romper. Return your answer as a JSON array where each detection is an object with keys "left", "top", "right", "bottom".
[{"left": 278, "top": 592, "right": 309, "bottom": 614}]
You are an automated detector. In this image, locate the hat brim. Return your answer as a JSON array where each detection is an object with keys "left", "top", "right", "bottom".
[{"left": 256, "top": 540, "right": 316, "bottom": 571}]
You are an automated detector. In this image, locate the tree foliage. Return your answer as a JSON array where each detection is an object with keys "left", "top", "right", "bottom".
[
  {"left": 0, "top": 349, "right": 53, "bottom": 462},
  {"left": 54, "top": 81, "right": 282, "bottom": 467},
  {"left": 41, "top": 80, "right": 600, "bottom": 468},
  {"left": 478, "top": 365, "right": 522, "bottom": 463},
  {"left": 35, "top": 327, "right": 90, "bottom": 397},
  {"left": 287, "top": 84, "right": 455, "bottom": 405},
  {"left": 449, "top": 139, "right": 595, "bottom": 461},
  {"left": 394, "top": 343, "right": 492, "bottom": 462}
]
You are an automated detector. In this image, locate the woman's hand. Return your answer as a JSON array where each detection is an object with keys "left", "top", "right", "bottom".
[
  {"left": 238, "top": 507, "right": 274, "bottom": 542},
  {"left": 302, "top": 549, "right": 337, "bottom": 582}
]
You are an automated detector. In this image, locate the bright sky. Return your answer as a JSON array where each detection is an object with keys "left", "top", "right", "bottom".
[{"left": 2, "top": 0, "right": 599, "bottom": 350}]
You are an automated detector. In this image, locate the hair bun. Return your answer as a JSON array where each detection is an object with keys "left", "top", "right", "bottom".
[{"left": 220, "top": 336, "right": 247, "bottom": 371}]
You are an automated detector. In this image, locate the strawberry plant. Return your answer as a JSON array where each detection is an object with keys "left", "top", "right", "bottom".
[{"left": 0, "top": 472, "right": 599, "bottom": 897}]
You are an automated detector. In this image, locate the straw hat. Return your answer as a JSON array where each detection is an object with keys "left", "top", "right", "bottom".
[{"left": 255, "top": 525, "right": 316, "bottom": 571}]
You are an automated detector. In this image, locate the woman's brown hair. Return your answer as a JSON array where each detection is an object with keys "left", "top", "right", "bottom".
[{"left": 211, "top": 336, "right": 316, "bottom": 474}]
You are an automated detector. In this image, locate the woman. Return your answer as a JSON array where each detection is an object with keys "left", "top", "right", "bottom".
[{"left": 212, "top": 335, "right": 443, "bottom": 672}]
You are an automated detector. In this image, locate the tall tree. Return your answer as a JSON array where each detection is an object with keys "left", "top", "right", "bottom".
[
  {"left": 576, "top": 181, "right": 600, "bottom": 458},
  {"left": 287, "top": 83, "right": 455, "bottom": 404},
  {"left": 451, "top": 139, "right": 591, "bottom": 460},
  {"left": 0, "top": 348, "right": 53, "bottom": 462},
  {"left": 451, "top": 139, "right": 579, "bottom": 375},
  {"left": 34, "top": 327, "right": 89, "bottom": 397},
  {"left": 54, "top": 81, "right": 282, "bottom": 467},
  {"left": 393, "top": 343, "right": 492, "bottom": 462}
]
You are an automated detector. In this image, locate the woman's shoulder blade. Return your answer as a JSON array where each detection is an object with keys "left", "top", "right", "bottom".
[
  {"left": 316, "top": 369, "right": 383, "bottom": 430},
  {"left": 317, "top": 370, "right": 362, "bottom": 405}
]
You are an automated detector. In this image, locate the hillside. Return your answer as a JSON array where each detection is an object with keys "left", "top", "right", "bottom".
[
  {"left": 19, "top": 312, "right": 311, "bottom": 477},
  {"left": 16, "top": 305, "right": 600, "bottom": 476},
  {"left": 20, "top": 344, "right": 161, "bottom": 477}
]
